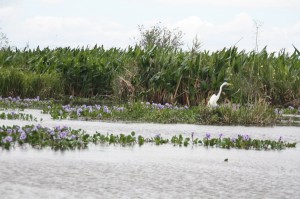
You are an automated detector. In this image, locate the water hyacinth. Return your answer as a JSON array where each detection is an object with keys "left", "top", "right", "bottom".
[
  {"left": 0, "top": 124, "right": 89, "bottom": 150},
  {"left": 19, "top": 132, "right": 27, "bottom": 140},
  {"left": 0, "top": 96, "right": 49, "bottom": 109},
  {"left": 219, "top": 133, "right": 223, "bottom": 139},
  {"left": 58, "top": 131, "right": 68, "bottom": 139},
  {"left": 42, "top": 103, "right": 124, "bottom": 120},
  {"left": 243, "top": 134, "right": 250, "bottom": 141},
  {"left": 0, "top": 112, "right": 37, "bottom": 121},
  {"left": 147, "top": 102, "right": 189, "bottom": 111},
  {"left": 0, "top": 124, "right": 297, "bottom": 150},
  {"left": 70, "top": 134, "right": 77, "bottom": 140},
  {"left": 2, "top": 136, "right": 13, "bottom": 143},
  {"left": 47, "top": 129, "right": 55, "bottom": 136},
  {"left": 205, "top": 133, "right": 211, "bottom": 139},
  {"left": 103, "top": 106, "right": 111, "bottom": 114}
]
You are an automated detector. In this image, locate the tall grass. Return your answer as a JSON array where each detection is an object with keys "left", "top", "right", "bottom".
[
  {"left": 0, "top": 68, "right": 63, "bottom": 98},
  {"left": 0, "top": 45, "right": 299, "bottom": 106}
]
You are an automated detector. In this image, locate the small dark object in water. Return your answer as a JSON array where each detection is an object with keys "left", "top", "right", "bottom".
[{"left": 224, "top": 158, "right": 228, "bottom": 162}]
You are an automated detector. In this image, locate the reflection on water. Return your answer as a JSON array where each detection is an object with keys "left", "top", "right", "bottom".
[{"left": 1, "top": 109, "right": 300, "bottom": 198}]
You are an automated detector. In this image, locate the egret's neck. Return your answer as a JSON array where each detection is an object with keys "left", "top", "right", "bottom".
[{"left": 216, "top": 84, "right": 225, "bottom": 98}]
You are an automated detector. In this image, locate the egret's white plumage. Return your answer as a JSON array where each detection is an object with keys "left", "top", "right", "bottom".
[{"left": 207, "top": 82, "right": 231, "bottom": 107}]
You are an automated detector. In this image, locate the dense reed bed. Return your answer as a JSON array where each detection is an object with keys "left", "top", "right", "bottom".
[{"left": 0, "top": 46, "right": 299, "bottom": 106}]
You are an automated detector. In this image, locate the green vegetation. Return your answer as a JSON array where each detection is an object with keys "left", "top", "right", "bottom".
[
  {"left": 0, "top": 111, "right": 38, "bottom": 121},
  {"left": 0, "top": 124, "right": 296, "bottom": 151},
  {"left": 0, "top": 26, "right": 299, "bottom": 126},
  {"left": 1, "top": 96, "right": 299, "bottom": 126},
  {"left": 41, "top": 101, "right": 278, "bottom": 126},
  {"left": 0, "top": 45, "right": 299, "bottom": 107}
]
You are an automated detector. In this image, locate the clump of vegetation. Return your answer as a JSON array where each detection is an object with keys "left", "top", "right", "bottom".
[
  {"left": 0, "top": 111, "right": 38, "bottom": 121},
  {"left": 0, "top": 124, "right": 89, "bottom": 150},
  {"left": 2, "top": 96, "right": 299, "bottom": 126},
  {"left": 0, "top": 124, "right": 296, "bottom": 151},
  {"left": 198, "top": 101, "right": 278, "bottom": 126},
  {"left": 41, "top": 100, "right": 279, "bottom": 126}
]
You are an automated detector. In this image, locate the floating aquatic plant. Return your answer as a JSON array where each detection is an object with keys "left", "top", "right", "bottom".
[
  {"left": 0, "top": 125, "right": 297, "bottom": 151},
  {"left": 0, "top": 96, "right": 49, "bottom": 110},
  {"left": 0, "top": 124, "right": 89, "bottom": 150},
  {"left": 0, "top": 111, "right": 38, "bottom": 121}
]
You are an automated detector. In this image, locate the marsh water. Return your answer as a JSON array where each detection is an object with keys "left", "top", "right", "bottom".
[{"left": 1, "top": 109, "right": 300, "bottom": 199}]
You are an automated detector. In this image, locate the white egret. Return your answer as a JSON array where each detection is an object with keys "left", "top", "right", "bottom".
[{"left": 207, "top": 82, "right": 232, "bottom": 107}]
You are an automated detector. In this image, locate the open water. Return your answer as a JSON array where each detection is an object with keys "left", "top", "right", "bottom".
[{"left": 0, "top": 109, "right": 300, "bottom": 199}]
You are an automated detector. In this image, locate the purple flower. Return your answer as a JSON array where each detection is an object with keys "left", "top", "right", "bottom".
[
  {"left": 243, "top": 134, "right": 250, "bottom": 141},
  {"left": 117, "top": 107, "right": 124, "bottom": 112},
  {"left": 103, "top": 106, "right": 111, "bottom": 114},
  {"left": 165, "top": 103, "right": 172, "bottom": 109},
  {"left": 70, "top": 134, "right": 77, "bottom": 140},
  {"left": 18, "top": 129, "right": 25, "bottom": 134},
  {"left": 95, "top": 104, "right": 101, "bottom": 110},
  {"left": 59, "top": 131, "right": 68, "bottom": 139},
  {"left": 7, "top": 129, "right": 12, "bottom": 134},
  {"left": 55, "top": 125, "right": 61, "bottom": 131},
  {"left": 231, "top": 137, "right": 236, "bottom": 142},
  {"left": 205, "top": 133, "right": 211, "bottom": 139},
  {"left": 219, "top": 133, "right": 223, "bottom": 139},
  {"left": 278, "top": 136, "right": 282, "bottom": 142},
  {"left": 19, "top": 132, "right": 27, "bottom": 140},
  {"left": 2, "top": 136, "right": 13, "bottom": 143},
  {"left": 88, "top": 106, "right": 93, "bottom": 113},
  {"left": 77, "top": 108, "right": 82, "bottom": 116},
  {"left": 288, "top": 106, "right": 294, "bottom": 110},
  {"left": 47, "top": 129, "right": 55, "bottom": 135},
  {"left": 157, "top": 103, "right": 164, "bottom": 109}
]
